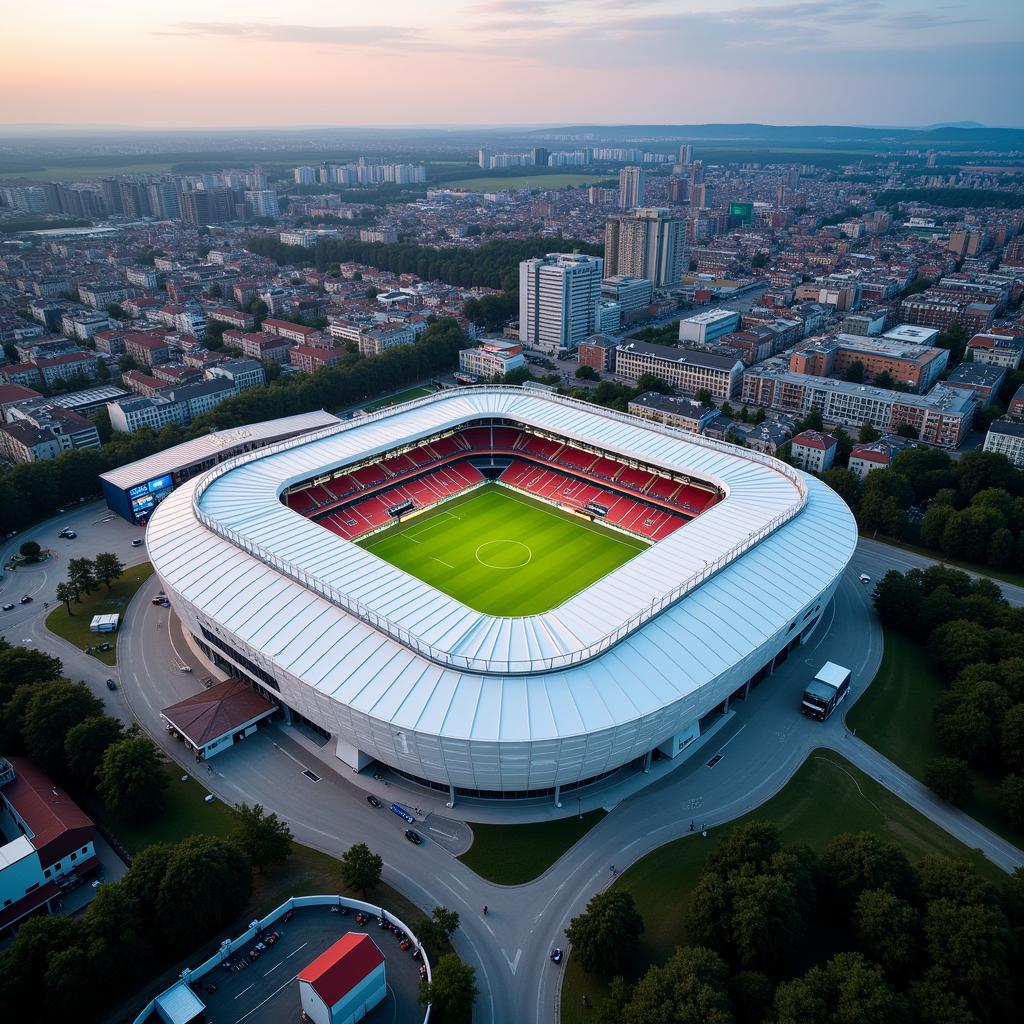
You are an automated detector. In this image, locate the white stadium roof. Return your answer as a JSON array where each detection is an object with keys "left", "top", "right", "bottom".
[{"left": 148, "top": 387, "right": 857, "bottom": 746}]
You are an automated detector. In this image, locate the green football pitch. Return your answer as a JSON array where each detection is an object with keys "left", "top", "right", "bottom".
[{"left": 358, "top": 485, "right": 648, "bottom": 615}]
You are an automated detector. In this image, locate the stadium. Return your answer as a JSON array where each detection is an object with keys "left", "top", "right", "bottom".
[{"left": 147, "top": 387, "right": 858, "bottom": 800}]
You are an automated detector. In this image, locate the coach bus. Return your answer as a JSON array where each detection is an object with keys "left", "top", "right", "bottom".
[{"left": 800, "top": 662, "right": 851, "bottom": 721}]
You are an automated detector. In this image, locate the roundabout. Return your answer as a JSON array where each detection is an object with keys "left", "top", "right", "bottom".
[{"left": 474, "top": 539, "right": 533, "bottom": 569}]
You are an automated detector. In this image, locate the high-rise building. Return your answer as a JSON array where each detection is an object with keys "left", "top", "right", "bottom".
[
  {"left": 519, "top": 252, "right": 604, "bottom": 357},
  {"left": 689, "top": 161, "right": 704, "bottom": 184},
  {"left": 678, "top": 143, "right": 693, "bottom": 164},
  {"left": 618, "top": 166, "right": 646, "bottom": 210},
  {"left": 668, "top": 178, "right": 689, "bottom": 204},
  {"left": 118, "top": 180, "right": 151, "bottom": 219},
  {"left": 532, "top": 147, "right": 550, "bottom": 167},
  {"left": 604, "top": 208, "right": 686, "bottom": 288},
  {"left": 147, "top": 180, "right": 182, "bottom": 220},
  {"left": 479, "top": 148, "right": 491, "bottom": 169},
  {"left": 100, "top": 178, "right": 123, "bottom": 215},
  {"left": 245, "top": 190, "right": 280, "bottom": 218},
  {"left": 180, "top": 187, "right": 236, "bottom": 226},
  {"left": 691, "top": 184, "right": 714, "bottom": 210},
  {"left": 293, "top": 166, "right": 317, "bottom": 185}
]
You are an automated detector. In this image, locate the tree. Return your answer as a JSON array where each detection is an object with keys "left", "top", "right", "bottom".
[
  {"left": 875, "top": 370, "right": 896, "bottom": 390},
  {"left": 895, "top": 422, "right": 919, "bottom": 439},
  {"left": 623, "top": 945, "right": 734, "bottom": 1024},
  {"left": 924, "top": 756, "right": 974, "bottom": 805},
  {"left": 419, "top": 905, "right": 461, "bottom": 955},
  {"left": 845, "top": 360, "right": 865, "bottom": 383},
  {"left": 997, "top": 774, "right": 1024, "bottom": 828},
  {"left": 64, "top": 714, "right": 123, "bottom": 784},
  {"left": 821, "top": 832, "right": 916, "bottom": 909},
  {"left": 18, "top": 540, "right": 40, "bottom": 560},
  {"left": 858, "top": 421, "right": 879, "bottom": 443},
  {"left": 96, "top": 734, "right": 168, "bottom": 821},
  {"left": 705, "top": 821, "right": 781, "bottom": 877},
  {"left": 55, "top": 582, "right": 75, "bottom": 614},
  {"left": 575, "top": 365, "right": 599, "bottom": 381},
  {"left": 419, "top": 953, "right": 477, "bottom": 1024},
  {"left": 820, "top": 468, "right": 862, "bottom": 509},
  {"left": 696, "top": 388, "right": 713, "bottom": 407},
  {"left": 0, "top": 914, "right": 89, "bottom": 1020},
  {"left": 774, "top": 952, "right": 908, "bottom": 1024},
  {"left": 233, "top": 803, "right": 293, "bottom": 872},
  {"left": 66, "top": 557, "right": 97, "bottom": 600},
  {"left": 855, "top": 888, "right": 920, "bottom": 979},
  {"left": 0, "top": 645, "right": 62, "bottom": 707},
  {"left": 83, "top": 881, "right": 151, "bottom": 977},
  {"left": 340, "top": 841, "right": 382, "bottom": 895},
  {"left": 566, "top": 889, "right": 644, "bottom": 976},
  {"left": 92, "top": 552, "right": 124, "bottom": 591},
  {"left": 730, "top": 971, "right": 775, "bottom": 1024},
  {"left": 1000, "top": 703, "right": 1024, "bottom": 773},
  {"left": 20, "top": 680, "right": 103, "bottom": 775},
  {"left": 156, "top": 835, "right": 252, "bottom": 949}
]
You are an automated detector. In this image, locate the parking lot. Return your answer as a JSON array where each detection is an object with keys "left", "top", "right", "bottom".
[{"left": 193, "top": 903, "right": 424, "bottom": 1024}]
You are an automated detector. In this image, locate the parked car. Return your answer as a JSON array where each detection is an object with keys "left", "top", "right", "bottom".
[
  {"left": 2, "top": 603, "right": 13, "bottom": 611},
  {"left": 858, "top": 574, "right": 871, "bottom": 584},
  {"left": 404, "top": 829, "right": 423, "bottom": 845}
]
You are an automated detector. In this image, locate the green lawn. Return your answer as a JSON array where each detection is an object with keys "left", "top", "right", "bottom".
[
  {"left": 847, "top": 627, "right": 1024, "bottom": 850},
  {"left": 458, "top": 810, "right": 607, "bottom": 884},
  {"left": 44, "top": 562, "right": 153, "bottom": 665},
  {"left": 0, "top": 160, "right": 179, "bottom": 182},
  {"left": 561, "top": 751, "right": 1005, "bottom": 1024},
  {"left": 359, "top": 486, "right": 647, "bottom": 615},
  {"left": 443, "top": 173, "right": 604, "bottom": 191},
  {"left": 361, "top": 385, "right": 436, "bottom": 412}
]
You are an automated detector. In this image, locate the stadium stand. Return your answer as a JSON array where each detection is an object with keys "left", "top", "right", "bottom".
[{"left": 282, "top": 422, "right": 720, "bottom": 541}]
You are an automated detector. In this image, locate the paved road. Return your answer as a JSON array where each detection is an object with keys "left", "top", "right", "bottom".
[{"left": 12, "top": 504, "right": 1024, "bottom": 1024}]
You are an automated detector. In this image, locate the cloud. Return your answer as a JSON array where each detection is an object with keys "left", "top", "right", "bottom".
[{"left": 159, "top": 21, "right": 425, "bottom": 48}]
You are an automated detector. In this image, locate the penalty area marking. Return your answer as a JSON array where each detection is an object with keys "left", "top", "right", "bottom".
[
  {"left": 432, "top": 557, "right": 455, "bottom": 569},
  {"left": 475, "top": 540, "right": 532, "bottom": 569}
]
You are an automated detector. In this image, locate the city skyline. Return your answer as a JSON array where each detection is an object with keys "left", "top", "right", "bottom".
[{"left": 4, "top": 0, "right": 1023, "bottom": 129}]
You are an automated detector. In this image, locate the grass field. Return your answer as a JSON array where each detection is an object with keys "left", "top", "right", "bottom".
[
  {"left": 361, "top": 385, "right": 435, "bottom": 412},
  {"left": 847, "top": 628, "right": 1024, "bottom": 849},
  {"left": 561, "top": 750, "right": 1006, "bottom": 1023},
  {"left": 0, "top": 160, "right": 179, "bottom": 182},
  {"left": 458, "top": 810, "right": 607, "bottom": 885},
  {"left": 359, "top": 485, "right": 646, "bottom": 615},
  {"left": 442, "top": 173, "right": 604, "bottom": 191},
  {"left": 44, "top": 562, "right": 153, "bottom": 665}
]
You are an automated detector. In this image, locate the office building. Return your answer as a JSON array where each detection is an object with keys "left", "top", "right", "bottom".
[
  {"left": 678, "top": 309, "right": 741, "bottom": 346},
  {"left": 984, "top": 419, "right": 1024, "bottom": 467},
  {"left": 788, "top": 334, "right": 950, "bottom": 393},
  {"left": 577, "top": 334, "right": 619, "bottom": 372},
  {"left": 616, "top": 341, "right": 743, "bottom": 399},
  {"left": 518, "top": 252, "right": 603, "bottom": 357},
  {"left": 601, "top": 275, "right": 653, "bottom": 314},
  {"left": 628, "top": 391, "right": 718, "bottom": 433},
  {"left": 459, "top": 340, "right": 526, "bottom": 379},
  {"left": 604, "top": 208, "right": 685, "bottom": 288},
  {"left": 618, "top": 166, "right": 646, "bottom": 210}
]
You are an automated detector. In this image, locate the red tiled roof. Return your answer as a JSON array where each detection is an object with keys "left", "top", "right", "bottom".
[
  {"left": 0, "top": 383, "right": 42, "bottom": 404},
  {"left": 298, "top": 933, "right": 385, "bottom": 1007},
  {"left": 160, "top": 677, "right": 276, "bottom": 747},
  {"left": 3, "top": 757, "right": 94, "bottom": 848},
  {"left": 792, "top": 430, "right": 836, "bottom": 450},
  {"left": 0, "top": 880, "right": 60, "bottom": 931}
]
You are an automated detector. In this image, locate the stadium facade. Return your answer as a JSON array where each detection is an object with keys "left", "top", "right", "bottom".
[{"left": 148, "top": 387, "right": 857, "bottom": 800}]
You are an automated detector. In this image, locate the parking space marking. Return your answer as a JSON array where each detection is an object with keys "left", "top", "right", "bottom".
[
  {"left": 234, "top": 984, "right": 254, "bottom": 999},
  {"left": 263, "top": 961, "right": 282, "bottom": 976},
  {"left": 284, "top": 941, "right": 309, "bottom": 959}
]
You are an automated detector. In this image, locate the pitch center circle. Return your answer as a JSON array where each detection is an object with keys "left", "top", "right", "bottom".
[{"left": 475, "top": 540, "right": 532, "bottom": 569}]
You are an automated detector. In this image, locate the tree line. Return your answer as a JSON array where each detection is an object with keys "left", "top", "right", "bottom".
[
  {"left": 821, "top": 447, "right": 1024, "bottom": 573},
  {"left": 0, "top": 318, "right": 468, "bottom": 536},
  {"left": 873, "top": 565, "right": 1024, "bottom": 828},
  {"left": 570, "top": 820, "right": 1024, "bottom": 1024},
  {"left": 247, "top": 234, "right": 601, "bottom": 291},
  {"left": 875, "top": 188, "right": 1024, "bottom": 211}
]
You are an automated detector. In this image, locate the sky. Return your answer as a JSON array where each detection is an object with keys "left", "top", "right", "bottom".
[{"left": 4, "top": 0, "right": 1023, "bottom": 129}]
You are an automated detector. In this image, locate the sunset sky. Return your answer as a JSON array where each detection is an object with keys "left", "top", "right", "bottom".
[{"left": 4, "top": 0, "right": 1022, "bottom": 129}]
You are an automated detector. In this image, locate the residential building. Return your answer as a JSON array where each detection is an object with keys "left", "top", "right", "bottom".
[
  {"left": 206, "top": 358, "right": 266, "bottom": 392},
  {"left": 967, "top": 332, "right": 1024, "bottom": 370},
  {"left": 618, "top": 166, "right": 646, "bottom": 210},
  {"left": 244, "top": 190, "right": 280, "bottom": 218},
  {"left": 261, "top": 318, "right": 324, "bottom": 346},
  {"left": 358, "top": 326, "right": 415, "bottom": 357},
  {"left": 180, "top": 187, "right": 237, "bottom": 225},
  {"left": 61, "top": 310, "right": 110, "bottom": 341},
  {"left": 5, "top": 401, "right": 100, "bottom": 451},
  {"left": 943, "top": 362, "right": 1006, "bottom": 406},
  {"left": 33, "top": 352, "right": 98, "bottom": 388},
  {"left": 291, "top": 345, "right": 345, "bottom": 375},
  {"left": 122, "top": 369, "right": 172, "bottom": 397},
  {"left": 899, "top": 295, "right": 995, "bottom": 333},
  {"left": 741, "top": 368, "right": 974, "bottom": 448},
  {"left": 984, "top": 419, "right": 1024, "bottom": 467},
  {"left": 125, "top": 332, "right": 172, "bottom": 366},
  {"left": 208, "top": 307, "right": 256, "bottom": 331},
  {"left": 1009, "top": 384, "right": 1024, "bottom": 417},
  {"left": 0, "top": 757, "right": 99, "bottom": 941},
  {"left": 848, "top": 435, "right": 915, "bottom": 480},
  {"left": 678, "top": 308, "right": 741, "bottom": 346},
  {"left": 459, "top": 340, "right": 526, "bottom": 379},
  {"left": 359, "top": 227, "right": 399, "bottom": 243},
  {"left": 107, "top": 395, "right": 185, "bottom": 433},
  {"left": 125, "top": 266, "right": 159, "bottom": 289},
  {"left": 0, "top": 421, "right": 62, "bottom": 462},
  {"left": 628, "top": 392, "right": 719, "bottom": 433},
  {"left": 78, "top": 283, "right": 132, "bottom": 310},
  {"left": 230, "top": 331, "right": 291, "bottom": 365},
  {"left": 788, "top": 334, "right": 949, "bottom": 393},
  {"left": 615, "top": 341, "right": 743, "bottom": 399},
  {"left": 789, "top": 430, "right": 837, "bottom": 473},
  {"left": 577, "top": 334, "right": 619, "bottom": 372},
  {"left": 604, "top": 208, "right": 685, "bottom": 287},
  {"left": 518, "top": 252, "right": 603, "bottom": 357}
]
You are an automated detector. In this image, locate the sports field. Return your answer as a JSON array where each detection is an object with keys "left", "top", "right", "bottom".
[{"left": 359, "top": 485, "right": 647, "bottom": 615}]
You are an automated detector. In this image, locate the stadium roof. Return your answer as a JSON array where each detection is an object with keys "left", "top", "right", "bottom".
[
  {"left": 99, "top": 410, "right": 339, "bottom": 489},
  {"left": 148, "top": 387, "right": 856, "bottom": 744}
]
